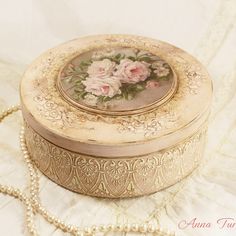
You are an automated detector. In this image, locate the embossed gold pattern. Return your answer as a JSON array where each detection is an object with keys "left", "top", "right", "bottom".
[{"left": 24, "top": 121, "right": 207, "bottom": 198}]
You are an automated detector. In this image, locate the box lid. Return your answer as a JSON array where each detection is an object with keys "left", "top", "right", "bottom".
[{"left": 20, "top": 34, "right": 212, "bottom": 157}]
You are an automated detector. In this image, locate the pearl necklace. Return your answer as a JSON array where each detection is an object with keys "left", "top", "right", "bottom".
[{"left": 0, "top": 105, "right": 176, "bottom": 236}]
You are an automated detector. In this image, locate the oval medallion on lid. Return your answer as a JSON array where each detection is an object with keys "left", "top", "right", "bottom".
[{"left": 57, "top": 47, "right": 177, "bottom": 115}]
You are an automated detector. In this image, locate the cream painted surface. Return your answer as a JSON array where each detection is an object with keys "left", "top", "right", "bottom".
[
  {"left": 20, "top": 35, "right": 212, "bottom": 146},
  {"left": 1, "top": 0, "right": 236, "bottom": 235}
]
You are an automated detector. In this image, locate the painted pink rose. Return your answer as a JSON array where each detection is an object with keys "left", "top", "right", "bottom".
[
  {"left": 82, "top": 77, "right": 121, "bottom": 97},
  {"left": 87, "top": 59, "right": 116, "bottom": 78},
  {"left": 114, "top": 59, "right": 151, "bottom": 84},
  {"left": 146, "top": 80, "right": 160, "bottom": 89}
]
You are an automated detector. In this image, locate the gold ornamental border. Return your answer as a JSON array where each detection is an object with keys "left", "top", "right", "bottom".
[
  {"left": 24, "top": 119, "right": 208, "bottom": 198},
  {"left": 56, "top": 45, "right": 178, "bottom": 116}
]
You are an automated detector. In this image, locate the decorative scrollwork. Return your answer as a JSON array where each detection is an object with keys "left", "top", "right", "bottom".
[
  {"left": 24, "top": 121, "right": 207, "bottom": 198},
  {"left": 21, "top": 35, "right": 211, "bottom": 139}
]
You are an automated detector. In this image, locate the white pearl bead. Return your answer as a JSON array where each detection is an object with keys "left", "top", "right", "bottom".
[
  {"left": 147, "top": 224, "right": 155, "bottom": 233},
  {"left": 115, "top": 225, "right": 123, "bottom": 231},
  {"left": 107, "top": 224, "right": 114, "bottom": 231},
  {"left": 91, "top": 225, "right": 98, "bottom": 232},
  {"left": 139, "top": 224, "right": 147, "bottom": 233},
  {"left": 84, "top": 227, "right": 92, "bottom": 235},
  {"left": 124, "top": 224, "right": 131, "bottom": 232},
  {"left": 99, "top": 224, "right": 107, "bottom": 231}
]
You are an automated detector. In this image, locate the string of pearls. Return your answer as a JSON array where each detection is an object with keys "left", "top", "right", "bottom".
[{"left": 0, "top": 105, "right": 176, "bottom": 236}]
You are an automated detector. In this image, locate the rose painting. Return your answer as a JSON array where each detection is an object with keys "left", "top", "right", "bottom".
[{"left": 59, "top": 47, "right": 174, "bottom": 111}]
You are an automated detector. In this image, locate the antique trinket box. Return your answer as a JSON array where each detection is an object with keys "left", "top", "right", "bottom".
[{"left": 20, "top": 35, "right": 212, "bottom": 198}]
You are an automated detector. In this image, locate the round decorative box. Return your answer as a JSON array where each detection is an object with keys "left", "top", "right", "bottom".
[{"left": 20, "top": 34, "right": 212, "bottom": 198}]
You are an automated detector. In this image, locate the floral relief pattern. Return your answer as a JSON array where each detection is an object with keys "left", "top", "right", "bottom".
[
  {"left": 33, "top": 92, "right": 85, "bottom": 129},
  {"left": 33, "top": 86, "right": 179, "bottom": 136},
  {"left": 24, "top": 121, "right": 207, "bottom": 198}
]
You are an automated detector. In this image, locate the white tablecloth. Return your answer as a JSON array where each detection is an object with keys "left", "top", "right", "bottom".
[{"left": 0, "top": 0, "right": 236, "bottom": 235}]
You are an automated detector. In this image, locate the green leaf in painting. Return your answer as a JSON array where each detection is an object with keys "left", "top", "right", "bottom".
[
  {"left": 74, "top": 85, "right": 84, "bottom": 92},
  {"left": 127, "top": 93, "right": 135, "bottom": 100},
  {"left": 158, "top": 76, "right": 170, "bottom": 81},
  {"left": 77, "top": 91, "right": 88, "bottom": 99},
  {"left": 115, "top": 53, "right": 121, "bottom": 59},
  {"left": 135, "top": 84, "right": 145, "bottom": 91},
  {"left": 80, "top": 61, "right": 92, "bottom": 67},
  {"left": 127, "top": 56, "right": 136, "bottom": 61},
  {"left": 122, "top": 89, "right": 129, "bottom": 100},
  {"left": 65, "top": 76, "right": 73, "bottom": 83},
  {"left": 103, "top": 96, "right": 112, "bottom": 102},
  {"left": 114, "top": 95, "right": 123, "bottom": 100},
  {"left": 138, "top": 56, "right": 153, "bottom": 63},
  {"left": 74, "top": 66, "right": 82, "bottom": 73}
]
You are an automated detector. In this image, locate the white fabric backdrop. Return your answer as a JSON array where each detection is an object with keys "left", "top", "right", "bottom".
[
  {"left": 0, "top": 0, "right": 219, "bottom": 64},
  {"left": 0, "top": 0, "right": 236, "bottom": 235}
]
